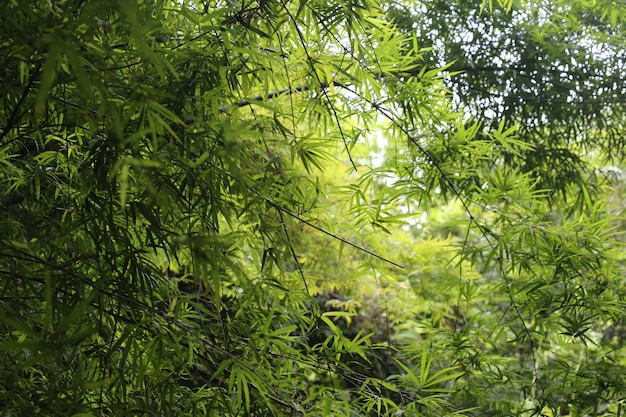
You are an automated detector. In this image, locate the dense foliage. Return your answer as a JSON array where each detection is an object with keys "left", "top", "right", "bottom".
[
  {"left": 387, "top": 0, "right": 626, "bottom": 198},
  {"left": 1, "top": 0, "right": 625, "bottom": 416}
]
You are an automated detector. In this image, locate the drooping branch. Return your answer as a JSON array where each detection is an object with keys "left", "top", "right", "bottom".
[{"left": 217, "top": 80, "right": 344, "bottom": 113}]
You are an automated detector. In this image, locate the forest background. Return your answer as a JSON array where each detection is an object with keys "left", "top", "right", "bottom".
[{"left": 1, "top": 0, "right": 626, "bottom": 415}]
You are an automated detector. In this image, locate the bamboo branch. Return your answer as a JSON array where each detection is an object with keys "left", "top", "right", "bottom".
[
  {"left": 217, "top": 62, "right": 624, "bottom": 114},
  {"left": 217, "top": 81, "right": 344, "bottom": 113}
]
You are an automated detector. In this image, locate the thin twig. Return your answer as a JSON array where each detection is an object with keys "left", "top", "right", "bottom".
[{"left": 264, "top": 197, "right": 404, "bottom": 269}]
